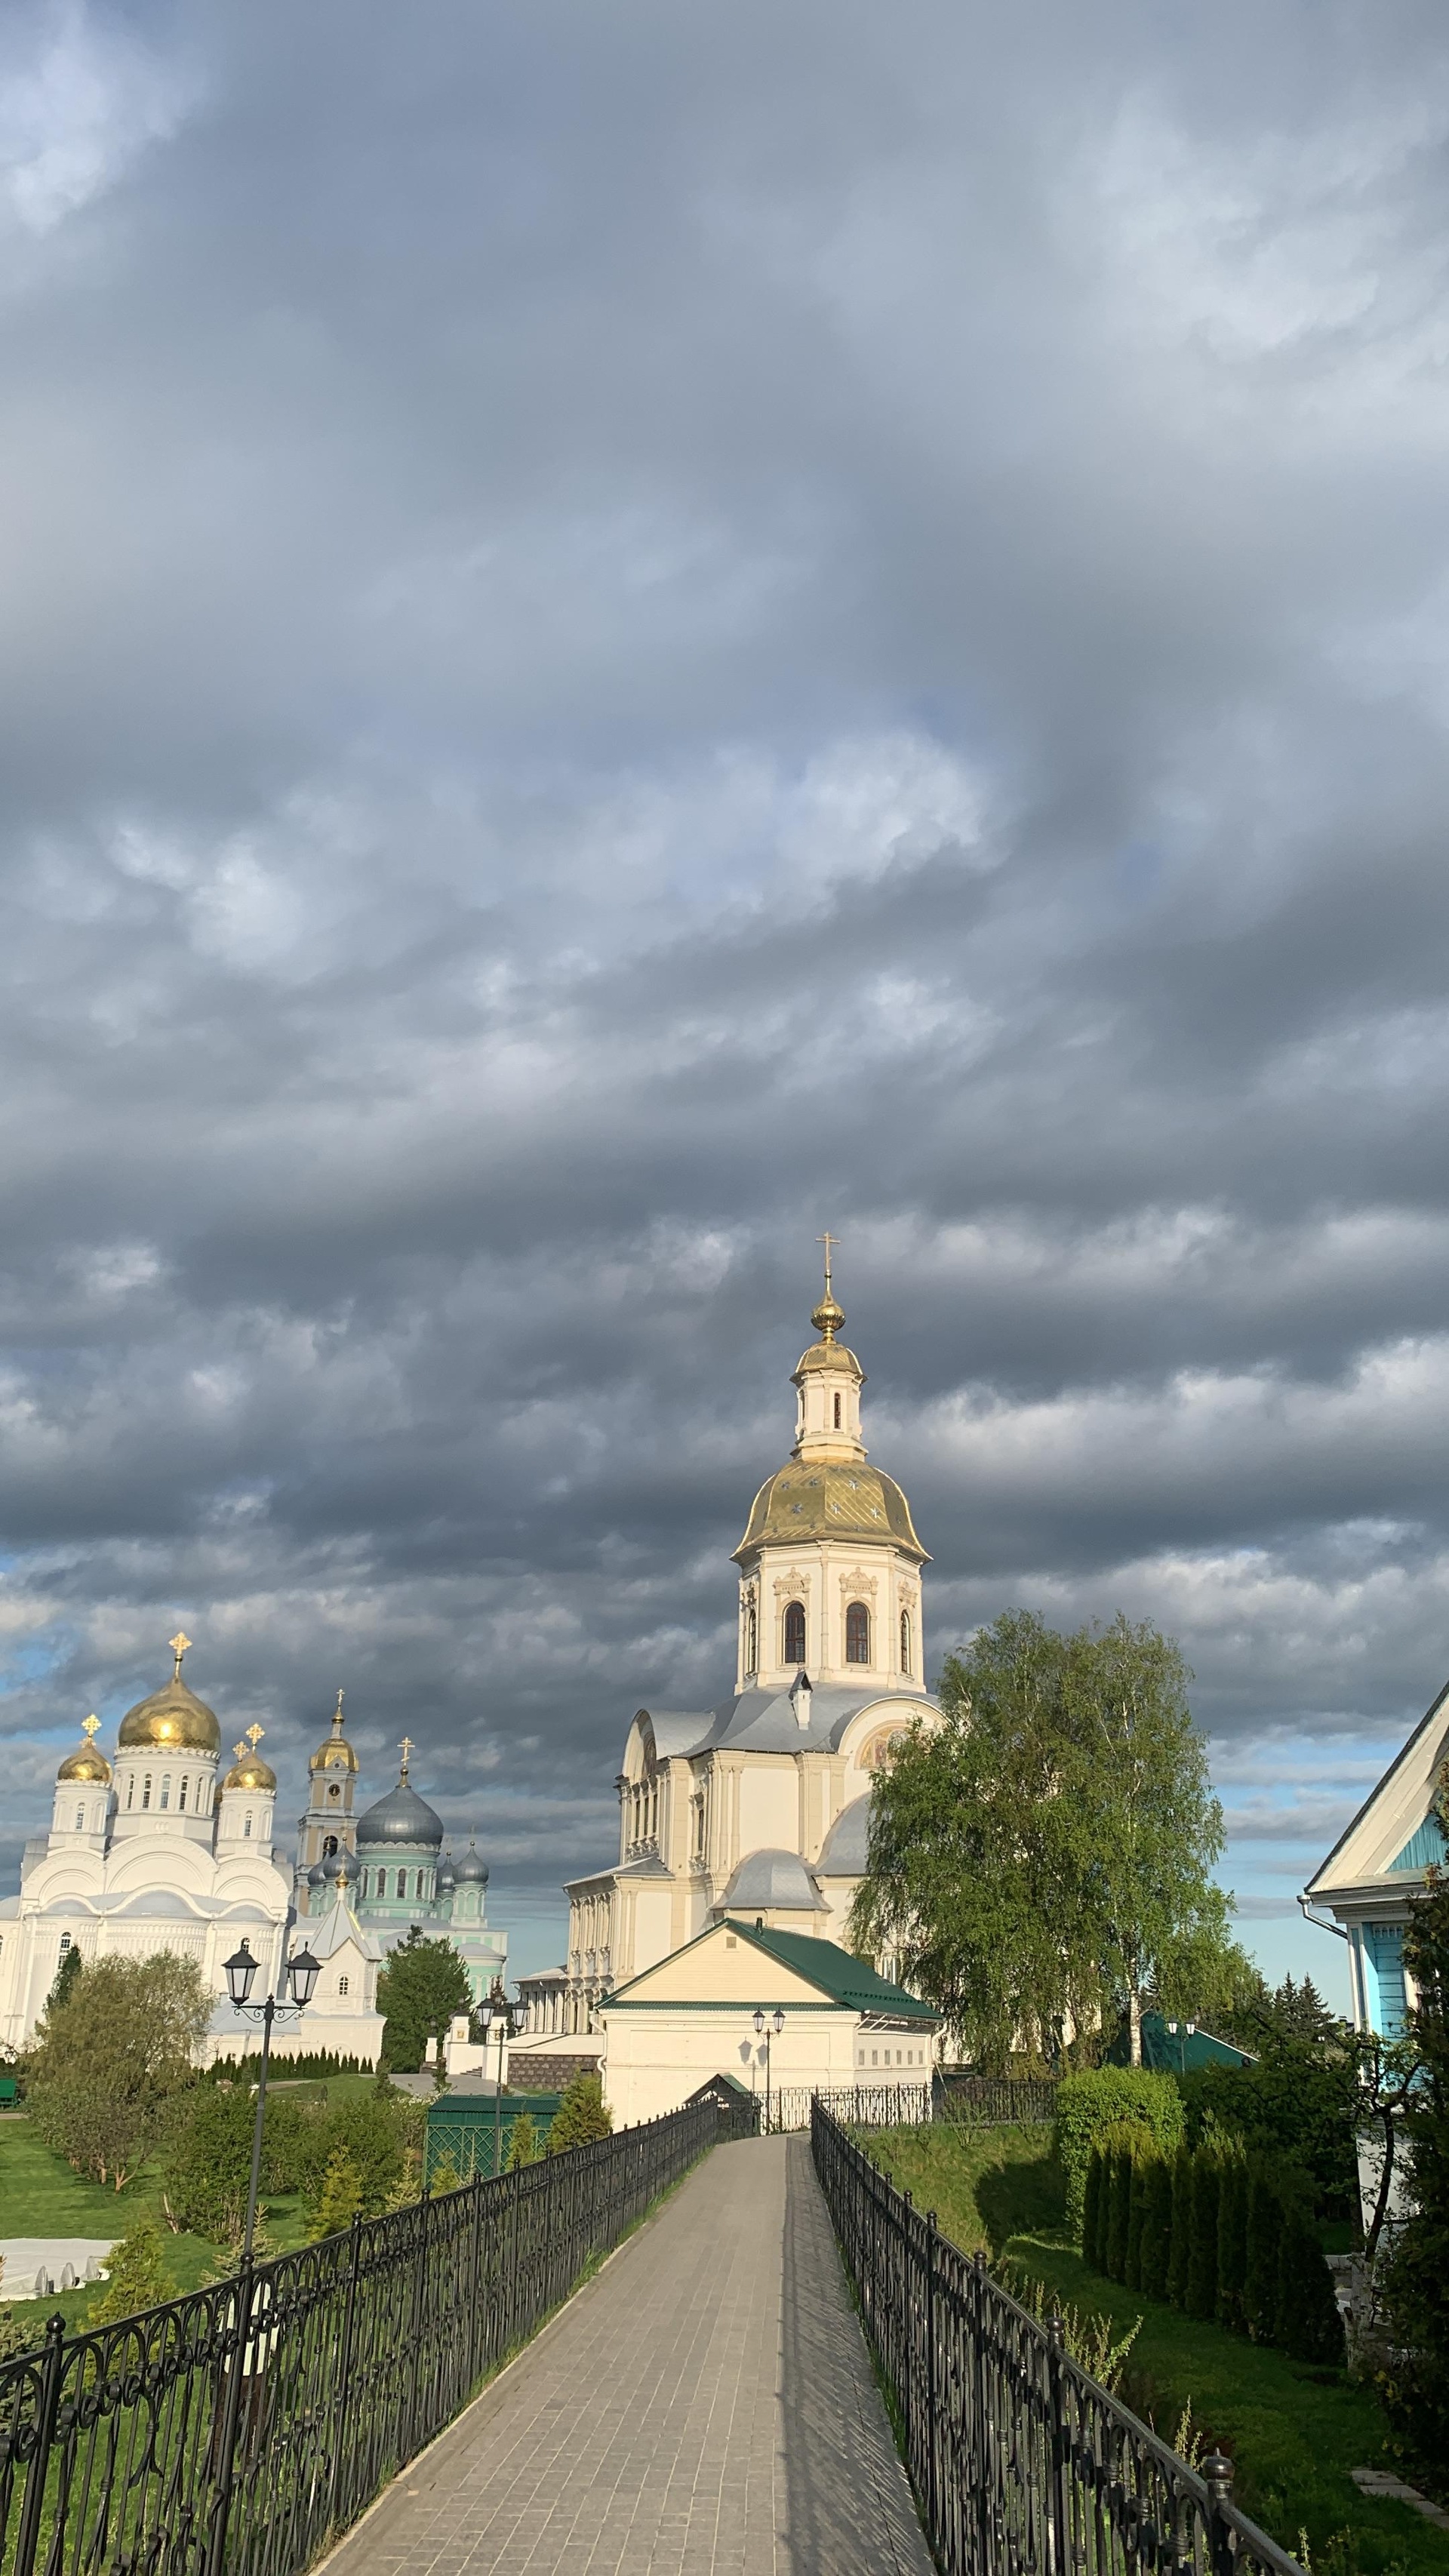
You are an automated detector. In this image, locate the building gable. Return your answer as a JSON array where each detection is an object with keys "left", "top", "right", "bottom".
[
  {"left": 1308, "top": 1678, "right": 1449, "bottom": 1896},
  {"left": 604, "top": 1918, "right": 835, "bottom": 2009}
]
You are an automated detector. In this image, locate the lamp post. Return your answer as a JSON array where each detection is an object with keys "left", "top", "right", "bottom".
[
  {"left": 1164, "top": 2018, "right": 1196, "bottom": 2078},
  {"left": 752, "top": 2006, "right": 786, "bottom": 2132},
  {"left": 222, "top": 1936, "right": 321, "bottom": 2261},
  {"left": 477, "top": 1990, "right": 518, "bottom": 2175}
]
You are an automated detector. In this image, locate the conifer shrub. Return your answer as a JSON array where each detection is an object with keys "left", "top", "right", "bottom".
[
  {"left": 1124, "top": 2148, "right": 1155, "bottom": 2291},
  {"left": 1185, "top": 2153, "right": 1220, "bottom": 2321},
  {"left": 1244, "top": 2166, "right": 1284, "bottom": 2344},
  {"left": 546, "top": 2073, "right": 613, "bottom": 2152},
  {"left": 1138, "top": 2150, "right": 1175, "bottom": 2299},
  {"left": 1104, "top": 2135, "right": 1134, "bottom": 2281},
  {"left": 1082, "top": 2147, "right": 1106, "bottom": 2273},
  {"left": 308, "top": 2146, "right": 364, "bottom": 2240},
  {"left": 1274, "top": 2214, "right": 1345, "bottom": 2366},
  {"left": 91, "top": 2220, "right": 173, "bottom": 2325},
  {"left": 506, "top": 2113, "right": 540, "bottom": 2169},
  {"left": 1214, "top": 2153, "right": 1248, "bottom": 2333},
  {"left": 1055, "top": 2069, "right": 1185, "bottom": 2243},
  {"left": 426, "top": 2149, "right": 462, "bottom": 2196},
  {"left": 1166, "top": 2142, "right": 1193, "bottom": 2309}
]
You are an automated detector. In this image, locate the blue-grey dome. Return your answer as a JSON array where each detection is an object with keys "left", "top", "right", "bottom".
[
  {"left": 816, "top": 1795, "right": 870, "bottom": 1876},
  {"left": 355, "top": 1774, "right": 444, "bottom": 1849},
  {"left": 719, "top": 1848, "right": 826, "bottom": 1912},
  {"left": 453, "top": 1842, "right": 489, "bottom": 1886},
  {"left": 436, "top": 1855, "right": 457, "bottom": 1891}
]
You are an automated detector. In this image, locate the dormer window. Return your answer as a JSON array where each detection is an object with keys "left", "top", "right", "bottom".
[
  {"left": 784, "top": 1600, "right": 806, "bottom": 1666},
  {"left": 845, "top": 1601, "right": 870, "bottom": 1664}
]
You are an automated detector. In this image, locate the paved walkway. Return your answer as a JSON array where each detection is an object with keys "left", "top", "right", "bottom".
[{"left": 326, "top": 2134, "right": 931, "bottom": 2576}]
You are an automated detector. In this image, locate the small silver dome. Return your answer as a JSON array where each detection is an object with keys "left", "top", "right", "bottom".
[
  {"left": 453, "top": 1841, "right": 489, "bottom": 1886},
  {"left": 816, "top": 1796, "right": 870, "bottom": 1876},
  {"left": 719, "top": 1848, "right": 826, "bottom": 1912}
]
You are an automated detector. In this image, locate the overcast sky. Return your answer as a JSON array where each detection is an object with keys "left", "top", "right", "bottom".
[{"left": 7, "top": 2, "right": 1449, "bottom": 1994}]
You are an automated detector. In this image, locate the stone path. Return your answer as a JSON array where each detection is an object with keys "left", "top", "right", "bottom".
[{"left": 324, "top": 2134, "right": 931, "bottom": 2576}]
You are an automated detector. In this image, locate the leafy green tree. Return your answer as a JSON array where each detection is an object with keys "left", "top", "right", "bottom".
[
  {"left": 1377, "top": 1772, "right": 1449, "bottom": 2491},
  {"left": 1180, "top": 2046, "right": 1359, "bottom": 2217},
  {"left": 309, "top": 2146, "right": 364, "bottom": 2240},
  {"left": 91, "top": 2219, "right": 173, "bottom": 2325},
  {"left": 28, "top": 1953, "right": 211, "bottom": 2188},
  {"left": 851, "top": 1611, "right": 1235, "bottom": 2067},
  {"left": 1054, "top": 2066, "right": 1183, "bottom": 2240},
  {"left": 162, "top": 2078, "right": 306, "bottom": 2242},
  {"left": 546, "top": 2073, "right": 613, "bottom": 2152},
  {"left": 377, "top": 1932, "right": 472, "bottom": 2072}
]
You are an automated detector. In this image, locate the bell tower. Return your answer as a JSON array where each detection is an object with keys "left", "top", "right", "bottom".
[{"left": 294, "top": 1691, "right": 361, "bottom": 1913}]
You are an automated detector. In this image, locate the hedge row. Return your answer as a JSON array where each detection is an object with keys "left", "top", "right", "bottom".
[
  {"left": 198, "top": 2050, "right": 375, "bottom": 2083},
  {"left": 1082, "top": 2127, "right": 1343, "bottom": 2367},
  {"left": 1054, "top": 2067, "right": 1186, "bottom": 2239}
]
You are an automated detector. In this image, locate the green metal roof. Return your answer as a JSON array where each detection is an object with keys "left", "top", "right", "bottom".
[{"left": 721, "top": 1920, "right": 938, "bottom": 2022}]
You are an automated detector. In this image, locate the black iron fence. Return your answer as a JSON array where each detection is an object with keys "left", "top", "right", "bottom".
[
  {"left": 811, "top": 2103, "right": 1305, "bottom": 2576},
  {"left": 940, "top": 2074, "right": 1059, "bottom": 2128},
  {"left": 762, "top": 2081, "right": 933, "bottom": 2134},
  {"left": 0, "top": 2097, "right": 718, "bottom": 2576}
]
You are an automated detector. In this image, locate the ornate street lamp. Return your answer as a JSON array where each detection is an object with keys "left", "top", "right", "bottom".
[
  {"left": 222, "top": 1937, "right": 321, "bottom": 2260},
  {"left": 476, "top": 1989, "right": 520, "bottom": 2175},
  {"left": 752, "top": 2006, "right": 786, "bottom": 2132}
]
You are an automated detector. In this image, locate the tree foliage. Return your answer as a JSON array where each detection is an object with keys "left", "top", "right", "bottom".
[
  {"left": 377, "top": 1932, "right": 472, "bottom": 2072},
  {"left": 851, "top": 1611, "right": 1232, "bottom": 2067},
  {"left": 1054, "top": 2067, "right": 1185, "bottom": 2241},
  {"left": 28, "top": 1953, "right": 211, "bottom": 2188},
  {"left": 309, "top": 2146, "right": 364, "bottom": 2240},
  {"left": 91, "top": 2219, "right": 174, "bottom": 2326}
]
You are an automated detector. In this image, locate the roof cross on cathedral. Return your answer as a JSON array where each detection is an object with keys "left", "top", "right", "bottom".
[
  {"left": 398, "top": 1735, "right": 415, "bottom": 1777},
  {"left": 245, "top": 1725, "right": 264, "bottom": 1751},
  {"left": 168, "top": 1630, "right": 192, "bottom": 1678},
  {"left": 811, "top": 1233, "right": 845, "bottom": 1344},
  {"left": 82, "top": 1714, "right": 100, "bottom": 1741},
  {"left": 332, "top": 1688, "right": 346, "bottom": 1728}
]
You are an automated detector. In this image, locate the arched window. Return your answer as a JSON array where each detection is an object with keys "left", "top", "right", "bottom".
[
  {"left": 244, "top": 1811, "right": 253, "bottom": 1839},
  {"left": 159, "top": 1775, "right": 171, "bottom": 1811},
  {"left": 126, "top": 1774, "right": 135, "bottom": 1811},
  {"left": 338, "top": 1975, "right": 349, "bottom": 1998},
  {"left": 415, "top": 1870, "right": 426, "bottom": 1900},
  {"left": 845, "top": 1601, "right": 870, "bottom": 1664},
  {"left": 178, "top": 1775, "right": 188, "bottom": 1811},
  {"left": 396, "top": 1868, "right": 408, "bottom": 1900},
  {"left": 74, "top": 1805, "right": 85, "bottom": 1831},
  {"left": 833, "top": 1392, "right": 841, "bottom": 1429},
  {"left": 59, "top": 1932, "right": 72, "bottom": 1955},
  {"left": 141, "top": 1774, "right": 152, "bottom": 1811},
  {"left": 745, "top": 1600, "right": 758, "bottom": 1676},
  {"left": 900, "top": 1609, "right": 912, "bottom": 1676},
  {"left": 784, "top": 1600, "right": 806, "bottom": 1666},
  {"left": 323, "top": 1835, "right": 338, "bottom": 1857}
]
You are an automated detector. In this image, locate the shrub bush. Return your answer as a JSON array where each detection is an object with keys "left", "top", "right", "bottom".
[
  {"left": 1185, "top": 2153, "right": 1220, "bottom": 2322},
  {"left": 1166, "top": 2142, "right": 1193, "bottom": 2308},
  {"left": 1244, "top": 2166, "right": 1284, "bottom": 2344},
  {"left": 1274, "top": 2214, "right": 1345, "bottom": 2366},
  {"left": 506, "top": 2113, "right": 540, "bottom": 2170},
  {"left": 1214, "top": 2153, "right": 1248, "bottom": 2334},
  {"left": 1180, "top": 2049, "right": 1356, "bottom": 2218},
  {"left": 1055, "top": 2068, "right": 1186, "bottom": 2242},
  {"left": 1139, "top": 2151, "right": 1174, "bottom": 2299},
  {"left": 1124, "top": 2149, "right": 1155, "bottom": 2291},
  {"left": 1104, "top": 2136, "right": 1134, "bottom": 2281},
  {"left": 546, "top": 2073, "right": 614, "bottom": 2152},
  {"left": 91, "top": 2219, "right": 173, "bottom": 2325},
  {"left": 1082, "top": 2147, "right": 1106, "bottom": 2272},
  {"left": 308, "top": 2146, "right": 364, "bottom": 2241}
]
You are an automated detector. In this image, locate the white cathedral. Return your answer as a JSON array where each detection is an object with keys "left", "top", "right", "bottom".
[
  {"left": 0, "top": 1640, "right": 506, "bottom": 2063},
  {"left": 517, "top": 1260, "right": 942, "bottom": 2057}
]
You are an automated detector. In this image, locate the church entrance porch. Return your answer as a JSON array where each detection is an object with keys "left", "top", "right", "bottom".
[{"left": 320, "top": 2134, "right": 931, "bottom": 2576}]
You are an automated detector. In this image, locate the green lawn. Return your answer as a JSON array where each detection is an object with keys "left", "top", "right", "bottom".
[{"left": 863, "top": 2122, "right": 1447, "bottom": 2576}]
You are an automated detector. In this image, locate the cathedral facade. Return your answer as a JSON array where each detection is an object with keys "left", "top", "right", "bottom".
[
  {"left": 555, "top": 1268, "right": 940, "bottom": 2032},
  {"left": 0, "top": 1643, "right": 506, "bottom": 2054}
]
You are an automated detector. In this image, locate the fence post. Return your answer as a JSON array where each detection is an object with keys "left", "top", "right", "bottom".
[
  {"left": 1046, "top": 2311, "right": 1072, "bottom": 2576},
  {"left": 13, "top": 2313, "right": 65, "bottom": 2576},
  {"left": 205, "top": 2257, "right": 256, "bottom": 2576},
  {"left": 972, "top": 2250, "right": 992, "bottom": 2576},
  {"left": 1203, "top": 2452, "right": 1238, "bottom": 2576},
  {"left": 924, "top": 2212, "right": 940, "bottom": 2555},
  {"left": 325, "top": 2215, "right": 365, "bottom": 2534}
]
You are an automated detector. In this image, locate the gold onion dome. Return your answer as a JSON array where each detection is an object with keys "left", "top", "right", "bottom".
[
  {"left": 310, "top": 1690, "right": 358, "bottom": 1775},
  {"left": 795, "top": 1244, "right": 863, "bottom": 1378},
  {"left": 117, "top": 1636, "right": 220, "bottom": 1756},
  {"left": 57, "top": 1718, "right": 111, "bottom": 1784},
  {"left": 734, "top": 1460, "right": 928, "bottom": 1562},
  {"left": 223, "top": 1728, "right": 275, "bottom": 1793}
]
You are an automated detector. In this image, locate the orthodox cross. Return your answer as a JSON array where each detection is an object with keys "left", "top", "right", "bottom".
[
  {"left": 816, "top": 1232, "right": 838, "bottom": 1297},
  {"left": 169, "top": 1630, "right": 192, "bottom": 1677},
  {"left": 82, "top": 1714, "right": 100, "bottom": 1742},
  {"left": 233, "top": 1742, "right": 248, "bottom": 1762},
  {"left": 398, "top": 1734, "right": 414, "bottom": 1776},
  {"left": 245, "top": 1724, "right": 264, "bottom": 1751},
  {"left": 333, "top": 1688, "right": 345, "bottom": 1727}
]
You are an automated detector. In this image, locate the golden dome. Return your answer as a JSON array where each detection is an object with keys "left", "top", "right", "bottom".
[
  {"left": 733, "top": 1461, "right": 929, "bottom": 1563},
  {"left": 309, "top": 1691, "right": 358, "bottom": 1775},
  {"left": 118, "top": 1676, "right": 220, "bottom": 1756},
  {"left": 223, "top": 1754, "right": 276, "bottom": 1793},
  {"left": 794, "top": 1336, "right": 864, "bottom": 1380},
  {"left": 57, "top": 1721, "right": 112, "bottom": 1785}
]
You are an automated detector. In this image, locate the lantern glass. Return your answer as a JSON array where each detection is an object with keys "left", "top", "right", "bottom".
[
  {"left": 288, "top": 1944, "right": 321, "bottom": 2008},
  {"left": 223, "top": 1940, "right": 257, "bottom": 2008}
]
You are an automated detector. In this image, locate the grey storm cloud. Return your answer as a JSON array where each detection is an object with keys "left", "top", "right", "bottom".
[{"left": 5, "top": 0, "right": 1449, "bottom": 1963}]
